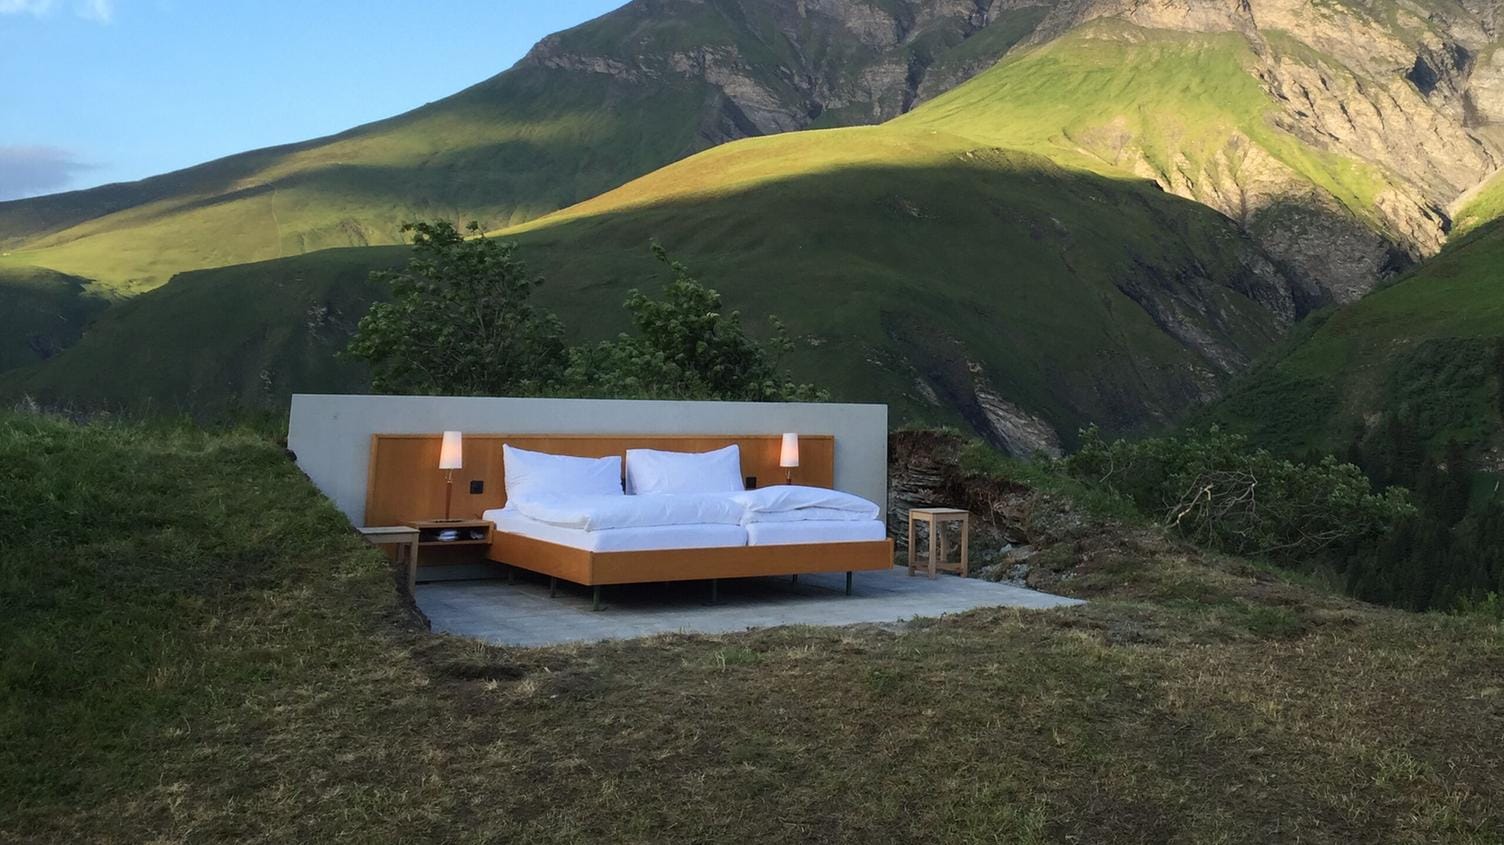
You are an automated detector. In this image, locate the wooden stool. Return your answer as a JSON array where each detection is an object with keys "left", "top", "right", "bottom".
[
  {"left": 907, "top": 508, "right": 970, "bottom": 578},
  {"left": 357, "top": 525, "right": 420, "bottom": 593}
]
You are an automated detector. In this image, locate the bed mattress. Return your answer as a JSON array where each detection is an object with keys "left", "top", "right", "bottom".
[
  {"left": 744, "top": 520, "right": 888, "bottom": 546},
  {"left": 484, "top": 508, "right": 748, "bottom": 552}
]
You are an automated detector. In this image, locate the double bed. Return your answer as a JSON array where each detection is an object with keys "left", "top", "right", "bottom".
[{"left": 363, "top": 433, "right": 895, "bottom": 608}]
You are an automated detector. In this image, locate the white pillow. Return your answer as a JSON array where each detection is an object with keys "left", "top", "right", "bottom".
[
  {"left": 625, "top": 444, "right": 744, "bottom": 495},
  {"left": 503, "top": 444, "right": 622, "bottom": 502}
]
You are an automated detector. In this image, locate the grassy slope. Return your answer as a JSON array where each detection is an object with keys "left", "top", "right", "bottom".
[
  {"left": 1452, "top": 168, "right": 1504, "bottom": 237},
  {"left": 4, "top": 413, "right": 1502, "bottom": 842},
  {"left": 0, "top": 265, "right": 108, "bottom": 373},
  {"left": 0, "top": 66, "right": 711, "bottom": 296},
  {"left": 0, "top": 248, "right": 402, "bottom": 414},
  {"left": 502, "top": 128, "right": 1287, "bottom": 440},
  {"left": 1202, "top": 220, "right": 1504, "bottom": 454},
  {"left": 892, "top": 22, "right": 1391, "bottom": 224}
]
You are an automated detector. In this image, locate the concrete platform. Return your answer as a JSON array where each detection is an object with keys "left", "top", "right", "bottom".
[{"left": 416, "top": 565, "right": 1084, "bottom": 647}]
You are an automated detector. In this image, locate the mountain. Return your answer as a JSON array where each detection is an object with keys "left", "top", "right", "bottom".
[
  {"left": 0, "top": 0, "right": 1048, "bottom": 294},
  {"left": 7, "top": 0, "right": 1504, "bottom": 448},
  {"left": 5, "top": 126, "right": 1296, "bottom": 453}
]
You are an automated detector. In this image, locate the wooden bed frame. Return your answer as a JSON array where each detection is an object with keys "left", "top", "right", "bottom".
[{"left": 364, "top": 433, "right": 894, "bottom": 605}]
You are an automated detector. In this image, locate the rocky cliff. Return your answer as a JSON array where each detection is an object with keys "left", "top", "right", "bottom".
[{"left": 518, "top": 0, "right": 1033, "bottom": 145}]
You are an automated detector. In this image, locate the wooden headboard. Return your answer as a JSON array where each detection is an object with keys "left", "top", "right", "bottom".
[{"left": 363, "top": 434, "right": 835, "bottom": 526}]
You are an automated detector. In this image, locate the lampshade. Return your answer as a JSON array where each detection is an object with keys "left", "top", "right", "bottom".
[
  {"left": 438, "top": 430, "right": 464, "bottom": 470},
  {"left": 779, "top": 432, "right": 800, "bottom": 468}
]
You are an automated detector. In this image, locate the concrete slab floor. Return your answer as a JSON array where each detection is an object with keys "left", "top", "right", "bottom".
[{"left": 415, "top": 564, "right": 1085, "bottom": 648}]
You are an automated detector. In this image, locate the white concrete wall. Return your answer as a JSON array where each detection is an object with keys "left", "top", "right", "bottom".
[{"left": 288, "top": 394, "right": 889, "bottom": 525}]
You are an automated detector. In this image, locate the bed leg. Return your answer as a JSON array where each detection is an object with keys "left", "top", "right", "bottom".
[
  {"left": 592, "top": 585, "right": 602, "bottom": 612},
  {"left": 507, "top": 565, "right": 515, "bottom": 586},
  {"left": 791, "top": 574, "right": 799, "bottom": 584},
  {"left": 709, "top": 578, "right": 719, "bottom": 605},
  {"left": 845, "top": 571, "right": 853, "bottom": 596},
  {"left": 549, "top": 576, "right": 557, "bottom": 598}
]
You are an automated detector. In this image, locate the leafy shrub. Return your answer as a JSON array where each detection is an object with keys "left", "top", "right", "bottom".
[
  {"left": 1066, "top": 426, "right": 1413, "bottom": 561},
  {"left": 346, "top": 221, "right": 566, "bottom": 396},
  {"left": 562, "top": 243, "right": 824, "bottom": 401},
  {"left": 1454, "top": 592, "right": 1504, "bottom": 622}
]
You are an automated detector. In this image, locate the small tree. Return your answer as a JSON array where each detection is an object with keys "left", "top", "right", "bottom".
[
  {"left": 564, "top": 244, "right": 825, "bottom": 401},
  {"left": 346, "top": 221, "right": 565, "bottom": 396}
]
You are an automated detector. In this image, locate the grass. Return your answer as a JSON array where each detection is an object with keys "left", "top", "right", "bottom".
[
  {"left": 1202, "top": 219, "right": 1504, "bottom": 455},
  {"left": 4, "top": 411, "right": 1503, "bottom": 842},
  {"left": 1452, "top": 168, "right": 1504, "bottom": 236}
]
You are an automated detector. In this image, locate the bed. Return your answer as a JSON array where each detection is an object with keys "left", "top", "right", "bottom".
[{"left": 363, "top": 433, "right": 894, "bottom": 607}]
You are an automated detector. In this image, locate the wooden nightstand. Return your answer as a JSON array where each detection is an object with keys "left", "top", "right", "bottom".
[
  {"left": 405, "top": 519, "right": 495, "bottom": 587},
  {"left": 907, "top": 508, "right": 970, "bottom": 579},
  {"left": 357, "top": 526, "right": 421, "bottom": 593}
]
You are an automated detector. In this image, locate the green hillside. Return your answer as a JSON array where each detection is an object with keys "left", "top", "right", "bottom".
[
  {"left": 1202, "top": 220, "right": 1504, "bottom": 456},
  {"left": 4, "top": 126, "right": 1294, "bottom": 454},
  {"left": 0, "top": 265, "right": 108, "bottom": 373},
  {"left": 0, "top": 66, "right": 709, "bottom": 295},
  {"left": 1452, "top": 169, "right": 1504, "bottom": 237},
  {"left": 894, "top": 23, "right": 1388, "bottom": 215},
  {"left": 1, "top": 249, "right": 400, "bottom": 414},
  {"left": 0, "top": 0, "right": 1047, "bottom": 295}
]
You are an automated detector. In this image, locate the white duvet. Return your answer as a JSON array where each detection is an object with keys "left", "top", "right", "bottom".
[
  {"left": 731, "top": 485, "right": 880, "bottom": 524},
  {"left": 505, "top": 492, "right": 744, "bottom": 531},
  {"left": 504, "top": 485, "right": 882, "bottom": 532}
]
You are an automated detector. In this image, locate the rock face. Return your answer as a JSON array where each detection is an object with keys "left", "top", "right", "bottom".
[
  {"left": 520, "top": 0, "right": 1017, "bottom": 147},
  {"left": 887, "top": 428, "right": 1094, "bottom": 574},
  {"left": 1022, "top": 0, "right": 1504, "bottom": 302}
]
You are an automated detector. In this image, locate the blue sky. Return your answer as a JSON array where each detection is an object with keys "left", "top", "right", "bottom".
[{"left": 0, "top": 0, "right": 625, "bottom": 200}]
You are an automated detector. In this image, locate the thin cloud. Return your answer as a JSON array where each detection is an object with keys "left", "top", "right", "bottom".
[
  {"left": 0, "top": 0, "right": 115, "bottom": 21},
  {"left": 0, "top": 0, "right": 58, "bottom": 14},
  {"left": 0, "top": 146, "right": 97, "bottom": 200},
  {"left": 76, "top": 0, "right": 110, "bottom": 21}
]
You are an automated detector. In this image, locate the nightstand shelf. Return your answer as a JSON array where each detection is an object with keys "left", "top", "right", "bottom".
[
  {"left": 407, "top": 519, "right": 494, "bottom": 546},
  {"left": 399, "top": 520, "right": 495, "bottom": 587}
]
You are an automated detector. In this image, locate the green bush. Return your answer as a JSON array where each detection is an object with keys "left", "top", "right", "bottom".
[
  {"left": 1066, "top": 426, "right": 1413, "bottom": 561},
  {"left": 346, "top": 221, "right": 566, "bottom": 396},
  {"left": 562, "top": 243, "right": 824, "bottom": 402}
]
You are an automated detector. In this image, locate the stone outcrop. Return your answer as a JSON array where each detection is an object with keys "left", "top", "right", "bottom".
[{"left": 519, "top": 0, "right": 1036, "bottom": 147}]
